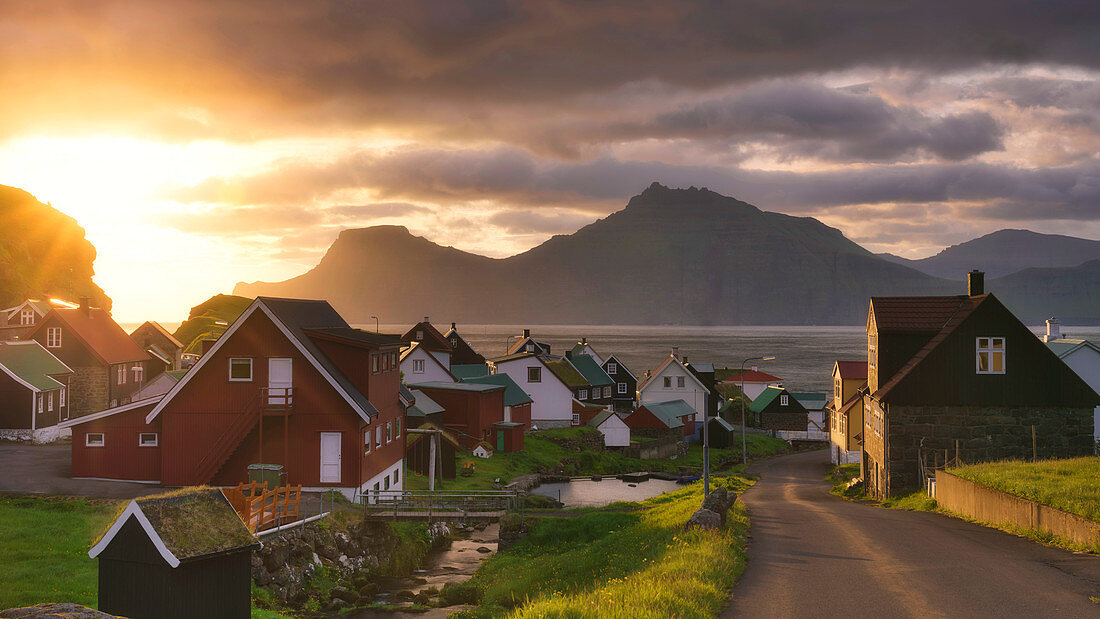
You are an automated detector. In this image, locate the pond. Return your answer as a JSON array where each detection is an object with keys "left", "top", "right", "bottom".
[{"left": 530, "top": 477, "right": 684, "bottom": 507}]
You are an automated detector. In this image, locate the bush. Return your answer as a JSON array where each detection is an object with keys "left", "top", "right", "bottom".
[
  {"left": 499, "top": 513, "right": 523, "bottom": 534},
  {"left": 440, "top": 580, "right": 481, "bottom": 605}
]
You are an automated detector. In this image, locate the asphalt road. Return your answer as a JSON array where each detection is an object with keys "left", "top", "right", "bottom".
[{"left": 724, "top": 450, "right": 1100, "bottom": 618}]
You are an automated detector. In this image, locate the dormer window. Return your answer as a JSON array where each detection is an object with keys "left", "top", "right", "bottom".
[
  {"left": 20, "top": 309, "right": 34, "bottom": 325},
  {"left": 46, "top": 327, "right": 62, "bottom": 348},
  {"left": 607, "top": 362, "right": 617, "bottom": 375},
  {"left": 780, "top": 394, "right": 789, "bottom": 406},
  {"left": 976, "top": 337, "right": 1005, "bottom": 374}
]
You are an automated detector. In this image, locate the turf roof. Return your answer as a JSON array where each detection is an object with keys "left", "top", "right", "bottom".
[{"left": 545, "top": 359, "right": 589, "bottom": 389}]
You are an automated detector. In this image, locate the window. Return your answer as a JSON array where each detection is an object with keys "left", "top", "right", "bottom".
[
  {"left": 46, "top": 327, "right": 62, "bottom": 348},
  {"left": 607, "top": 362, "right": 617, "bottom": 375},
  {"left": 139, "top": 433, "right": 158, "bottom": 447},
  {"left": 59, "top": 387, "right": 65, "bottom": 407},
  {"left": 416, "top": 330, "right": 424, "bottom": 340},
  {"left": 364, "top": 431, "right": 372, "bottom": 453},
  {"left": 868, "top": 335, "right": 877, "bottom": 370},
  {"left": 384, "top": 476, "right": 391, "bottom": 490},
  {"left": 528, "top": 367, "right": 541, "bottom": 383},
  {"left": 835, "top": 379, "right": 841, "bottom": 400},
  {"left": 450, "top": 338, "right": 457, "bottom": 348},
  {"left": 618, "top": 382, "right": 627, "bottom": 394},
  {"left": 390, "top": 352, "right": 398, "bottom": 368},
  {"left": 36, "top": 393, "right": 43, "bottom": 414},
  {"left": 117, "top": 365, "right": 127, "bottom": 385},
  {"left": 20, "top": 309, "right": 34, "bottom": 325},
  {"left": 132, "top": 364, "right": 143, "bottom": 383},
  {"left": 571, "top": 413, "right": 580, "bottom": 425},
  {"left": 526, "top": 343, "right": 535, "bottom": 352},
  {"left": 372, "top": 355, "right": 379, "bottom": 373},
  {"left": 47, "top": 392, "right": 53, "bottom": 412},
  {"left": 86, "top": 433, "right": 105, "bottom": 447},
  {"left": 386, "top": 421, "right": 393, "bottom": 443},
  {"left": 393, "top": 468, "right": 400, "bottom": 484},
  {"left": 976, "top": 337, "right": 1005, "bottom": 374},
  {"left": 663, "top": 377, "right": 671, "bottom": 388},
  {"left": 413, "top": 359, "right": 425, "bottom": 373},
  {"left": 579, "top": 389, "right": 588, "bottom": 400},
  {"left": 780, "top": 394, "right": 789, "bottom": 406},
  {"left": 676, "top": 376, "right": 685, "bottom": 388},
  {"left": 373, "top": 482, "right": 380, "bottom": 494},
  {"left": 376, "top": 427, "right": 382, "bottom": 447},
  {"left": 382, "top": 354, "right": 388, "bottom": 371},
  {"left": 603, "top": 386, "right": 611, "bottom": 398},
  {"left": 394, "top": 419, "right": 401, "bottom": 438},
  {"left": 229, "top": 358, "right": 252, "bottom": 381}
]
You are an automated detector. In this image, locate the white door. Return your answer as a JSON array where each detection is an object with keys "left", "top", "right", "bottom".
[
  {"left": 268, "top": 358, "right": 292, "bottom": 405},
  {"left": 320, "top": 432, "right": 342, "bottom": 483}
]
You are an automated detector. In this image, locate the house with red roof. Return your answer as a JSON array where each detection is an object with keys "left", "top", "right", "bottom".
[
  {"left": 828, "top": 360, "right": 867, "bottom": 465},
  {"left": 129, "top": 320, "right": 184, "bottom": 376},
  {"left": 60, "top": 297, "right": 408, "bottom": 498},
  {"left": 863, "top": 272, "right": 1099, "bottom": 498},
  {"left": 29, "top": 298, "right": 151, "bottom": 417},
  {"left": 0, "top": 340, "right": 73, "bottom": 441},
  {"left": 721, "top": 368, "right": 782, "bottom": 401}
]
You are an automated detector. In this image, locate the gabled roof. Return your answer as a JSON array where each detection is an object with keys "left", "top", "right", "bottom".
[
  {"left": 602, "top": 354, "right": 638, "bottom": 382},
  {"left": 687, "top": 362, "right": 715, "bottom": 373},
  {"left": 148, "top": 297, "right": 381, "bottom": 424},
  {"left": 461, "top": 373, "right": 533, "bottom": 406},
  {"left": 490, "top": 351, "right": 540, "bottom": 364},
  {"left": 408, "top": 380, "right": 504, "bottom": 393},
  {"left": 131, "top": 321, "right": 184, "bottom": 349},
  {"left": 5, "top": 298, "right": 53, "bottom": 321},
  {"left": 837, "top": 388, "right": 865, "bottom": 416},
  {"left": 834, "top": 360, "right": 868, "bottom": 380},
  {"left": 1046, "top": 338, "right": 1100, "bottom": 359},
  {"left": 32, "top": 308, "right": 150, "bottom": 365},
  {"left": 721, "top": 370, "right": 782, "bottom": 384},
  {"left": 0, "top": 340, "right": 72, "bottom": 391},
  {"left": 749, "top": 386, "right": 790, "bottom": 413},
  {"left": 638, "top": 355, "right": 709, "bottom": 392},
  {"left": 450, "top": 363, "right": 490, "bottom": 380},
  {"left": 402, "top": 320, "right": 452, "bottom": 353},
  {"left": 568, "top": 354, "right": 613, "bottom": 387},
  {"left": 709, "top": 417, "right": 736, "bottom": 432},
  {"left": 545, "top": 359, "right": 589, "bottom": 389},
  {"left": 307, "top": 327, "right": 403, "bottom": 348},
  {"left": 791, "top": 392, "right": 827, "bottom": 410},
  {"left": 407, "top": 389, "right": 445, "bottom": 417},
  {"left": 587, "top": 410, "right": 622, "bottom": 428},
  {"left": 401, "top": 342, "right": 457, "bottom": 381},
  {"left": 506, "top": 336, "right": 550, "bottom": 356},
  {"left": 635, "top": 399, "right": 695, "bottom": 428},
  {"left": 89, "top": 487, "right": 258, "bottom": 568},
  {"left": 868, "top": 295, "right": 970, "bottom": 333},
  {"left": 59, "top": 396, "right": 162, "bottom": 429}
]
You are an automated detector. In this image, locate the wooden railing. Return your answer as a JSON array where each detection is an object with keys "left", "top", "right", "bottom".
[
  {"left": 361, "top": 489, "right": 522, "bottom": 521},
  {"left": 224, "top": 481, "right": 302, "bottom": 532}
]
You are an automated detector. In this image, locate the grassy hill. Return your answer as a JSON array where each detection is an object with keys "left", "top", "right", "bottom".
[{"left": 173, "top": 294, "right": 253, "bottom": 354}]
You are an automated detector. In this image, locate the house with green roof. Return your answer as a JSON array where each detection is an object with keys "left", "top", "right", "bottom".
[
  {"left": 565, "top": 352, "right": 614, "bottom": 406},
  {"left": 461, "top": 373, "right": 534, "bottom": 429},
  {"left": 0, "top": 340, "right": 73, "bottom": 441},
  {"left": 625, "top": 399, "right": 696, "bottom": 439},
  {"left": 450, "top": 363, "right": 490, "bottom": 380},
  {"left": 749, "top": 386, "right": 809, "bottom": 431},
  {"left": 588, "top": 409, "right": 630, "bottom": 447},
  {"left": 568, "top": 337, "right": 604, "bottom": 365}
]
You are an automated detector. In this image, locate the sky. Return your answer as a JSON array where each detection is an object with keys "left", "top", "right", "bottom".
[{"left": 2, "top": 0, "right": 1099, "bottom": 323}]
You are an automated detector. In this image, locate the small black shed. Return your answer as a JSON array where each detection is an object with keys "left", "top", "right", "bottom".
[
  {"left": 706, "top": 416, "right": 737, "bottom": 448},
  {"left": 89, "top": 487, "right": 260, "bottom": 619}
]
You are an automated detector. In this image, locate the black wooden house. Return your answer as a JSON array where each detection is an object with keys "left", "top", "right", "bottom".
[
  {"left": 89, "top": 487, "right": 259, "bottom": 619},
  {"left": 602, "top": 354, "right": 638, "bottom": 414}
]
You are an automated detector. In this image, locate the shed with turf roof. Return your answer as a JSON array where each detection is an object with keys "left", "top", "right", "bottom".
[{"left": 89, "top": 486, "right": 259, "bottom": 619}]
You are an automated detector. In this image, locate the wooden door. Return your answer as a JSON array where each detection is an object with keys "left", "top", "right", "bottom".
[
  {"left": 268, "top": 358, "right": 292, "bottom": 405},
  {"left": 320, "top": 432, "right": 341, "bottom": 483}
]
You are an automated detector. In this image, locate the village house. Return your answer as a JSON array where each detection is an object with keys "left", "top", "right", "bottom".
[
  {"left": 401, "top": 317, "right": 453, "bottom": 369},
  {"left": 132, "top": 368, "right": 188, "bottom": 401},
  {"left": 569, "top": 337, "right": 604, "bottom": 365},
  {"left": 406, "top": 380, "right": 524, "bottom": 452},
  {"left": 60, "top": 297, "right": 408, "bottom": 499},
  {"left": 450, "top": 363, "right": 490, "bottom": 379},
  {"left": 637, "top": 348, "right": 710, "bottom": 435},
  {"left": 30, "top": 298, "right": 152, "bottom": 416},
  {"left": 625, "top": 399, "right": 696, "bottom": 439},
  {"left": 461, "top": 372, "right": 533, "bottom": 429},
  {"left": 444, "top": 322, "right": 486, "bottom": 365},
  {"left": 602, "top": 353, "right": 638, "bottom": 414},
  {"left": 0, "top": 296, "right": 76, "bottom": 341},
  {"left": 489, "top": 351, "right": 575, "bottom": 428},
  {"left": 1042, "top": 318, "right": 1100, "bottom": 444},
  {"left": 686, "top": 360, "right": 721, "bottom": 418},
  {"left": 863, "top": 272, "right": 1099, "bottom": 498},
  {"left": 129, "top": 320, "right": 184, "bottom": 376},
  {"left": 565, "top": 352, "right": 614, "bottom": 406},
  {"left": 0, "top": 340, "right": 73, "bottom": 441},
  {"left": 400, "top": 341, "right": 457, "bottom": 383},
  {"left": 749, "top": 386, "right": 810, "bottom": 432},
  {"left": 506, "top": 329, "right": 551, "bottom": 356},
  {"left": 828, "top": 360, "right": 867, "bottom": 465},
  {"left": 721, "top": 368, "right": 782, "bottom": 401},
  {"left": 588, "top": 410, "right": 630, "bottom": 447},
  {"left": 545, "top": 357, "right": 596, "bottom": 405}
]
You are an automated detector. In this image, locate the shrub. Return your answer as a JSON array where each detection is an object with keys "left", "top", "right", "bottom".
[{"left": 440, "top": 580, "right": 481, "bottom": 605}]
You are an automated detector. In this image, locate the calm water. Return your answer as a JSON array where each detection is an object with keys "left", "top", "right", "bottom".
[{"left": 530, "top": 478, "right": 684, "bottom": 508}]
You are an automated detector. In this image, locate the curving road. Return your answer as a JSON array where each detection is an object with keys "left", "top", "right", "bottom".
[{"left": 724, "top": 450, "right": 1100, "bottom": 618}]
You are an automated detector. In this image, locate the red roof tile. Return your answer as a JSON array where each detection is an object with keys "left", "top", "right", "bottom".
[
  {"left": 722, "top": 370, "right": 782, "bottom": 384},
  {"left": 835, "top": 361, "right": 867, "bottom": 380},
  {"left": 869, "top": 296, "right": 970, "bottom": 333},
  {"left": 41, "top": 308, "right": 150, "bottom": 365}
]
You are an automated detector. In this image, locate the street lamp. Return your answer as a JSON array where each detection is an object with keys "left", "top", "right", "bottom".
[
  {"left": 370, "top": 315, "right": 379, "bottom": 332},
  {"left": 741, "top": 355, "right": 776, "bottom": 466}
]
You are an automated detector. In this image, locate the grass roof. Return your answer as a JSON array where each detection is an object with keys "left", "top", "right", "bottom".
[{"left": 132, "top": 487, "right": 257, "bottom": 561}]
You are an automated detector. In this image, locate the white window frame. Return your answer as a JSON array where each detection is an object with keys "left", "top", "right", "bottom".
[
  {"left": 386, "top": 421, "right": 393, "bottom": 443},
  {"left": 676, "top": 376, "right": 685, "bottom": 388},
  {"left": 579, "top": 389, "right": 588, "bottom": 400},
  {"left": 618, "top": 382, "right": 627, "bottom": 395},
  {"left": 375, "top": 426, "right": 382, "bottom": 447},
  {"left": 781, "top": 394, "right": 789, "bottom": 406},
  {"left": 607, "top": 362, "right": 617, "bottom": 375},
  {"left": 603, "top": 386, "right": 611, "bottom": 398},
  {"left": 450, "top": 337, "right": 458, "bottom": 348},
  {"left": 394, "top": 468, "right": 400, "bottom": 484},
  {"left": 46, "top": 327, "right": 62, "bottom": 348},
  {"left": 413, "top": 359, "right": 425, "bottom": 374},
  {"left": 138, "top": 433, "right": 158, "bottom": 447},
  {"left": 86, "top": 433, "right": 105, "bottom": 447},
  {"left": 372, "top": 355, "right": 379, "bottom": 373},
  {"left": 20, "top": 308, "right": 34, "bottom": 325},
  {"left": 47, "top": 392, "right": 54, "bottom": 412},
  {"left": 36, "top": 393, "right": 44, "bottom": 414},
  {"left": 415, "top": 330, "right": 424, "bottom": 340},
  {"left": 364, "top": 431, "right": 372, "bottom": 453},
  {"left": 394, "top": 418, "right": 401, "bottom": 438},
  {"left": 229, "top": 358, "right": 253, "bottom": 382},
  {"left": 976, "top": 337, "right": 1006, "bottom": 374},
  {"left": 132, "top": 364, "right": 143, "bottom": 383},
  {"left": 59, "top": 386, "right": 66, "bottom": 407},
  {"left": 571, "top": 413, "right": 580, "bottom": 426},
  {"left": 117, "top": 365, "right": 127, "bottom": 385},
  {"left": 527, "top": 367, "right": 541, "bottom": 383}
]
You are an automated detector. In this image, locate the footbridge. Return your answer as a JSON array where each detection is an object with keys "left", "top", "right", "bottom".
[{"left": 360, "top": 489, "right": 523, "bottom": 522}]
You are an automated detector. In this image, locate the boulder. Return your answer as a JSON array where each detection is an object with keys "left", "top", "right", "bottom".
[
  {"left": 0, "top": 604, "right": 116, "bottom": 619},
  {"left": 685, "top": 508, "right": 722, "bottom": 530},
  {"left": 701, "top": 487, "right": 736, "bottom": 525}
]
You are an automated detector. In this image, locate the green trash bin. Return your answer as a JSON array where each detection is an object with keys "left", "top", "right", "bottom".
[{"left": 247, "top": 463, "right": 285, "bottom": 489}]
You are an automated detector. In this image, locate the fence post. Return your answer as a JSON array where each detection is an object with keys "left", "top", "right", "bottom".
[{"left": 1032, "top": 425, "right": 1037, "bottom": 461}]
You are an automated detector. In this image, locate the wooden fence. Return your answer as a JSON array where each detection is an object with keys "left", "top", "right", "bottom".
[{"left": 224, "top": 481, "right": 302, "bottom": 532}]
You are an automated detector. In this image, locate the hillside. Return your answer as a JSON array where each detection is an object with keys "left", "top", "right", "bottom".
[
  {"left": 173, "top": 294, "right": 252, "bottom": 354},
  {"left": 0, "top": 185, "right": 110, "bottom": 309},
  {"left": 236, "top": 183, "right": 959, "bottom": 325},
  {"left": 878, "top": 229, "right": 1100, "bottom": 280},
  {"left": 987, "top": 260, "right": 1100, "bottom": 325}
]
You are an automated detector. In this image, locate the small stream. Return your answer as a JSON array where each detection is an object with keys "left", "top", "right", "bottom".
[{"left": 530, "top": 477, "right": 683, "bottom": 507}]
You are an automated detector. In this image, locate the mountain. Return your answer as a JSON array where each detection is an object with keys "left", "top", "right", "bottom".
[
  {"left": 987, "top": 260, "right": 1100, "bottom": 325},
  {"left": 236, "top": 183, "right": 964, "bottom": 325},
  {"left": 173, "top": 294, "right": 253, "bottom": 354},
  {"left": 877, "top": 229, "right": 1100, "bottom": 280},
  {"left": 0, "top": 184, "right": 110, "bottom": 309}
]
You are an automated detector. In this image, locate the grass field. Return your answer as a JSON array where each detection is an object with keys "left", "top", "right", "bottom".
[
  {"left": 948, "top": 456, "right": 1100, "bottom": 522},
  {"left": 448, "top": 476, "right": 752, "bottom": 618},
  {"left": 407, "top": 427, "right": 787, "bottom": 491}
]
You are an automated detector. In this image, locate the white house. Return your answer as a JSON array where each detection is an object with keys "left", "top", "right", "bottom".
[
  {"left": 588, "top": 410, "right": 630, "bottom": 447},
  {"left": 1045, "top": 321, "right": 1100, "bottom": 442},
  {"left": 489, "top": 351, "right": 574, "bottom": 428},
  {"left": 721, "top": 368, "right": 782, "bottom": 401},
  {"left": 569, "top": 338, "right": 604, "bottom": 366},
  {"left": 637, "top": 350, "right": 709, "bottom": 424},
  {"left": 400, "top": 342, "right": 456, "bottom": 384}
]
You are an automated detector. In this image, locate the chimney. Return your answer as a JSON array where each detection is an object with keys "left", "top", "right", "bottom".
[
  {"left": 1044, "top": 317, "right": 1062, "bottom": 342},
  {"left": 451, "top": 322, "right": 456, "bottom": 330},
  {"left": 424, "top": 316, "right": 430, "bottom": 323},
  {"left": 200, "top": 339, "right": 217, "bottom": 356},
  {"left": 565, "top": 350, "right": 573, "bottom": 360},
  {"left": 581, "top": 337, "right": 587, "bottom": 344},
  {"left": 683, "top": 356, "right": 689, "bottom": 364},
  {"left": 967, "top": 270, "right": 985, "bottom": 296},
  {"left": 523, "top": 328, "right": 531, "bottom": 338},
  {"left": 79, "top": 296, "right": 91, "bottom": 317},
  {"left": 751, "top": 366, "right": 758, "bottom": 373},
  {"left": 671, "top": 346, "right": 679, "bottom": 359}
]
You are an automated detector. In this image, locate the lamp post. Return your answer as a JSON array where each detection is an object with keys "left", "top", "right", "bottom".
[
  {"left": 741, "top": 355, "right": 776, "bottom": 466},
  {"left": 370, "top": 315, "right": 379, "bottom": 332}
]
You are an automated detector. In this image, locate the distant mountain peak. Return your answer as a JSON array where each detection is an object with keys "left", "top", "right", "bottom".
[{"left": 625, "top": 182, "right": 758, "bottom": 215}]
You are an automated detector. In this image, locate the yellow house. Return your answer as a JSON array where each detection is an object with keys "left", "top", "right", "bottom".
[{"left": 829, "top": 360, "right": 867, "bottom": 465}]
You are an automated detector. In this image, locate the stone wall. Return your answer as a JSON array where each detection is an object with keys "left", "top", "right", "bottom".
[
  {"left": 69, "top": 366, "right": 108, "bottom": 417},
  {"left": 884, "top": 405, "right": 1094, "bottom": 496}
]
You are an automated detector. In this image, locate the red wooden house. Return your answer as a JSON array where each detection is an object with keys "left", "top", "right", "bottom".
[
  {"left": 625, "top": 400, "right": 696, "bottom": 439},
  {"left": 62, "top": 297, "right": 408, "bottom": 498},
  {"left": 406, "top": 381, "right": 510, "bottom": 447}
]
